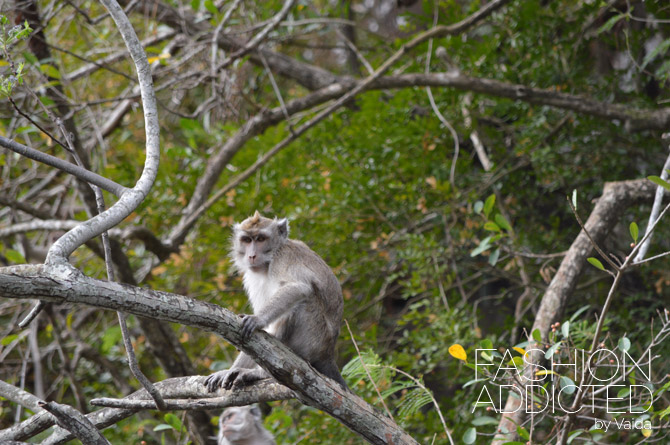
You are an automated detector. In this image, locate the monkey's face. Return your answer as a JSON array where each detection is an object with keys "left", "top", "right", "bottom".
[
  {"left": 232, "top": 212, "right": 289, "bottom": 273},
  {"left": 237, "top": 231, "right": 272, "bottom": 271},
  {"left": 219, "top": 406, "right": 262, "bottom": 441}
]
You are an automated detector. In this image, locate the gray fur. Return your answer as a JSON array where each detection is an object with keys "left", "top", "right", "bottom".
[
  {"left": 205, "top": 212, "right": 346, "bottom": 391},
  {"left": 217, "top": 406, "right": 275, "bottom": 445}
]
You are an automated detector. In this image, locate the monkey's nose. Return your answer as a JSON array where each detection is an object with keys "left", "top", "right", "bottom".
[{"left": 248, "top": 255, "right": 256, "bottom": 263}]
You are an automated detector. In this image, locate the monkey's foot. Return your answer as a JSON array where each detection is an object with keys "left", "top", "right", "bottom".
[{"left": 205, "top": 370, "right": 231, "bottom": 392}]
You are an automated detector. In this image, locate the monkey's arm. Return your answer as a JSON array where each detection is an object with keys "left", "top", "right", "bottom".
[{"left": 240, "top": 281, "right": 312, "bottom": 337}]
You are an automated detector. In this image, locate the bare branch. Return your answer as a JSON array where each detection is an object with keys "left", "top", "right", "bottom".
[
  {"left": 0, "top": 136, "right": 128, "bottom": 197},
  {"left": 38, "top": 400, "right": 110, "bottom": 445}
]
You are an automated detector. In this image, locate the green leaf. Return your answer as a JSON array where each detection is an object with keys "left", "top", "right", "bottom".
[
  {"left": 587, "top": 257, "right": 605, "bottom": 271},
  {"left": 471, "top": 416, "right": 499, "bottom": 426},
  {"left": 483, "top": 221, "right": 501, "bottom": 232},
  {"left": 641, "top": 37, "right": 670, "bottom": 70},
  {"left": 560, "top": 376, "right": 576, "bottom": 395},
  {"left": 463, "top": 427, "right": 477, "bottom": 444},
  {"left": 489, "top": 248, "right": 500, "bottom": 266},
  {"left": 629, "top": 222, "right": 639, "bottom": 243},
  {"left": 567, "top": 430, "right": 584, "bottom": 444},
  {"left": 508, "top": 356, "right": 524, "bottom": 368},
  {"left": 39, "top": 64, "right": 61, "bottom": 79},
  {"left": 463, "top": 378, "right": 488, "bottom": 388},
  {"left": 545, "top": 341, "right": 562, "bottom": 359},
  {"left": 163, "top": 413, "right": 184, "bottom": 432},
  {"left": 494, "top": 214, "right": 512, "bottom": 232},
  {"left": 4, "top": 249, "right": 26, "bottom": 263},
  {"left": 22, "top": 51, "right": 37, "bottom": 65},
  {"left": 648, "top": 175, "right": 670, "bottom": 190},
  {"left": 532, "top": 328, "right": 542, "bottom": 343},
  {"left": 617, "top": 387, "right": 631, "bottom": 398},
  {"left": 655, "top": 58, "right": 670, "bottom": 81},
  {"left": 100, "top": 325, "right": 122, "bottom": 354},
  {"left": 569, "top": 305, "right": 590, "bottom": 322},
  {"left": 470, "top": 236, "right": 492, "bottom": 257},
  {"left": 597, "top": 13, "right": 625, "bottom": 34},
  {"left": 517, "top": 426, "right": 530, "bottom": 440},
  {"left": 1, "top": 334, "right": 19, "bottom": 346},
  {"left": 483, "top": 194, "right": 495, "bottom": 218},
  {"left": 561, "top": 321, "right": 570, "bottom": 338},
  {"left": 204, "top": 0, "right": 218, "bottom": 15},
  {"left": 618, "top": 337, "right": 631, "bottom": 352},
  {"left": 153, "top": 424, "right": 173, "bottom": 432}
]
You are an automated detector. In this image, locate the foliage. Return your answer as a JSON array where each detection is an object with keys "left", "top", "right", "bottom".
[{"left": 1, "top": 0, "right": 670, "bottom": 443}]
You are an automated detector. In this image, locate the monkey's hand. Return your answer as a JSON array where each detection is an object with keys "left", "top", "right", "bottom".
[
  {"left": 240, "top": 314, "right": 264, "bottom": 338},
  {"left": 205, "top": 370, "right": 230, "bottom": 392}
]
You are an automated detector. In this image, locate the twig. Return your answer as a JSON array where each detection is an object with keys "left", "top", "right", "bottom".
[
  {"left": 424, "top": 0, "right": 459, "bottom": 188},
  {"left": 566, "top": 196, "right": 618, "bottom": 273},
  {"left": 0, "top": 136, "right": 127, "bottom": 197},
  {"left": 344, "top": 320, "right": 393, "bottom": 420},
  {"left": 371, "top": 364, "right": 454, "bottom": 445},
  {"left": 214, "top": 0, "right": 296, "bottom": 72},
  {"left": 633, "top": 140, "right": 670, "bottom": 262},
  {"left": 17, "top": 301, "right": 46, "bottom": 328},
  {"left": 259, "top": 51, "right": 293, "bottom": 132}
]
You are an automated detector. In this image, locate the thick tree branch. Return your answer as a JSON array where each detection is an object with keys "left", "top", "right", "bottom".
[{"left": 0, "top": 264, "right": 417, "bottom": 445}]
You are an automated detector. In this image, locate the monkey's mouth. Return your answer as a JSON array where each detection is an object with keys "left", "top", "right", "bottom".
[{"left": 247, "top": 261, "right": 269, "bottom": 271}]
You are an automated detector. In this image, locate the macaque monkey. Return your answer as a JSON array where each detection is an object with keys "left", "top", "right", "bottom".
[
  {"left": 217, "top": 406, "right": 275, "bottom": 445},
  {"left": 205, "top": 211, "right": 346, "bottom": 390}
]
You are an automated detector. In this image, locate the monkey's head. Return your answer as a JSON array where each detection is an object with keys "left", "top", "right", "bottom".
[
  {"left": 218, "top": 406, "right": 263, "bottom": 443},
  {"left": 232, "top": 211, "right": 289, "bottom": 273}
]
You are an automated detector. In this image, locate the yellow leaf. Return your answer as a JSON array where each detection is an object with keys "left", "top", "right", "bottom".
[
  {"left": 148, "top": 53, "right": 171, "bottom": 64},
  {"left": 449, "top": 344, "right": 467, "bottom": 362},
  {"left": 535, "top": 370, "right": 558, "bottom": 376},
  {"left": 513, "top": 347, "right": 526, "bottom": 355},
  {"left": 642, "top": 428, "right": 651, "bottom": 438}
]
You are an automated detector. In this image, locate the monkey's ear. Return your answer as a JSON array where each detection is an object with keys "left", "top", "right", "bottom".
[
  {"left": 249, "top": 405, "right": 262, "bottom": 420},
  {"left": 276, "top": 218, "right": 289, "bottom": 238}
]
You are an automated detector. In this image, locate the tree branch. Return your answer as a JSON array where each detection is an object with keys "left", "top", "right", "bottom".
[
  {"left": 493, "top": 178, "right": 656, "bottom": 443},
  {"left": 0, "top": 264, "right": 417, "bottom": 445},
  {"left": 44, "top": 0, "right": 160, "bottom": 265},
  {"left": 0, "top": 136, "right": 128, "bottom": 197}
]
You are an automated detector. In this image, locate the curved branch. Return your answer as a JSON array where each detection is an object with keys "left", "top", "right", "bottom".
[{"left": 45, "top": 0, "right": 160, "bottom": 265}]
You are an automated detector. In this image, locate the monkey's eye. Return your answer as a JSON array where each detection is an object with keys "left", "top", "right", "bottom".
[
  {"left": 240, "top": 236, "right": 252, "bottom": 243},
  {"left": 255, "top": 235, "right": 266, "bottom": 242}
]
